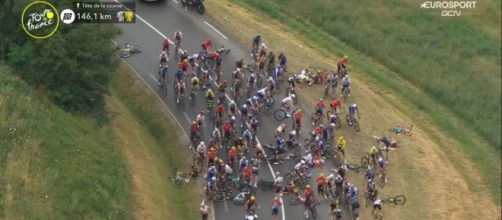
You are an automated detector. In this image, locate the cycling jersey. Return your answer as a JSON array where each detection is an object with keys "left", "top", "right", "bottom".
[
  {"left": 369, "top": 146, "right": 379, "bottom": 155},
  {"left": 191, "top": 77, "right": 200, "bottom": 85}
]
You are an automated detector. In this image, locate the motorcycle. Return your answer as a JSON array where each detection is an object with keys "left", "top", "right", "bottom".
[{"left": 181, "top": 0, "right": 205, "bottom": 14}]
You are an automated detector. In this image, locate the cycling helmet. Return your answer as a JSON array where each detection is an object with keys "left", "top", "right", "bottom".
[
  {"left": 331, "top": 123, "right": 336, "bottom": 128},
  {"left": 339, "top": 136, "right": 344, "bottom": 140},
  {"left": 275, "top": 172, "right": 280, "bottom": 176},
  {"left": 211, "top": 176, "right": 217, "bottom": 181},
  {"left": 268, "top": 77, "right": 273, "bottom": 81},
  {"left": 320, "top": 173, "right": 324, "bottom": 177},
  {"left": 250, "top": 196, "right": 256, "bottom": 201},
  {"left": 344, "top": 55, "right": 348, "bottom": 59},
  {"left": 231, "top": 116, "right": 236, "bottom": 121},
  {"left": 352, "top": 104, "right": 357, "bottom": 108},
  {"left": 301, "top": 159, "right": 306, "bottom": 164},
  {"left": 290, "top": 94, "right": 296, "bottom": 99},
  {"left": 243, "top": 104, "right": 247, "bottom": 108},
  {"left": 208, "top": 88, "right": 213, "bottom": 92},
  {"left": 231, "top": 146, "right": 236, "bottom": 151},
  {"left": 305, "top": 184, "right": 310, "bottom": 189},
  {"left": 378, "top": 157, "right": 383, "bottom": 162},
  {"left": 314, "top": 136, "right": 320, "bottom": 141},
  {"left": 281, "top": 123, "right": 286, "bottom": 128},
  {"left": 250, "top": 73, "right": 256, "bottom": 78},
  {"left": 290, "top": 130, "right": 297, "bottom": 136},
  {"left": 319, "top": 98, "right": 323, "bottom": 102},
  {"left": 192, "top": 121, "right": 196, "bottom": 125},
  {"left": 261, "top": 43, "right": 266, "bottom": 48},
  {"left": 200, "top": 111, "right": 205, "bottom": 115}
]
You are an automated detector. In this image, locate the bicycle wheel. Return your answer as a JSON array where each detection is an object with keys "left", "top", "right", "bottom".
[
  {"left": 117, "top": 49, "right": 131, "bottom": 58},
  {"left": 345, "top": 114, "right": 351, "bottom": 125},
  {"left": 393, "top": 195, "right": 406, "bottom": 206},
  {"left": 289, "top": 197, "right": 303, "bottom": 206},
  {"left": 132, "top": 46, "right": 142, "bottom": 54},
  {"left": 310, "top": 203, "right": 318, "bottom": 219},
  {"left": 171, "top": 178, "right": 185, "bottom": 187},
  {"left": 353, "top": 119, "right": 360, "bottom": 132},
  {"left": 361, "top": 156, "right": 369, "bottom": 167},
  {"left": 303, "top": 138, "right": 312, "bottom": 150},
  {"left": 273, "top": 109, "right": 286, "bottom": 121}
]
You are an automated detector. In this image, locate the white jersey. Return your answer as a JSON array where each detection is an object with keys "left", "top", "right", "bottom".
[
  {"left": 275, "top": 176, "right": 283, "bottom": 185},
  {"left": 303, "top": 152, "right": 313, "bottom": 163},
  {"left": 276, "top": 124, "right": 286, "bottom": 133},
  {"left": 224, "top": 164, "right": 233, "bottom": 174},
  {"left": 282, "top": 96, "right": 293, "bottom": 104},
  {"left": 196, "top": 114, "right": 204, "bottom": 122},
  {"left": 374, "top": 199, "right": 382, "bottom": 206},
  {"left": 197, "top": 143, "right": 206, "bottom": 154},
  {"left": 294, "top": 162, "right": 303, "bottom": 170}
]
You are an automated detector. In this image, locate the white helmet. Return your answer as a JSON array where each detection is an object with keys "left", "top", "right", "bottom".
[
  {"left": 231, "top": 116, "right": 236, "bottom": 121},
  {"left": 200, "top": 141, "right": 205, "bottom": 145},
  {"left": 314, "top": 136, "right": 320, "bottom": 141},
  {"left": 290, "top": 94, "right": 296, "bottom": 99},
  {"left": 378, "top": 157, "right": 383, "bottom": 162},
  {"left": 261, "top": 43, "right": 266, "bottom": 48},
  {"left": 275, "top": 172, "right": 280, "bottom": 176},
  {"left": 352, "top": 104, "right": 357, "bottom": 108},
  {"left": 243, "top": 104, "right": 247, "bottom": 108},
  {"left": 268, "top": 77, "right": 273, "bottom": 81},
  {"left": 331, "top": 123, "right": 336, "bottom": 128},
  {"left": 290, "top": 130, "right": 297, "bottom": 136},
  {"left": 250, "top": 73, "right": 255, "bottom": 78},
  {"left": 211, "top": 176, "right": 217, "bottom": 181},
  {"left": 208, "top": 88, "right": 213, "bottom": 93}
]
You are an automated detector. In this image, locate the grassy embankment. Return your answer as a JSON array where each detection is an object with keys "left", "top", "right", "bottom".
[
  {"left": 204, "top": 0, "right": 500, "bottom": 219},
  {"left": 228, "top": 0, "right": 501, "bottom": 205},
  {"left": 0, "top": 65, "right": 129, "bottom": 219},
  {"left": 0, "top": 63, "right": 201, "bottom": 219}
]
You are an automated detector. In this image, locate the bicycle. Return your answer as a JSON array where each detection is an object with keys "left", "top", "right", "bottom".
[
  {"left": 158, "top": 79, "right": 168, "bottom": 97},
  {"left": 170, "top": 167, "right": 192, "bottom": 187},
  {"left": 342, "top": 86, "right": 350, "bottom": 102},
  {"left": 345, "top": 114, "right": 360, "bottom": 132},
  {"left": 273, "top": 103, "right": 294, "bottom": 121},
  {"left": 116, "top": 43, "right": 142, "bottom": 58},
  {"left": 326, "top": 110, "right": 342, "bottom": 129},
  {"left": 382, "top": 195, "right": 406, "bottom": 206},
  {"left": 310, "top": 112, "right": 322, "bottom": 126}
]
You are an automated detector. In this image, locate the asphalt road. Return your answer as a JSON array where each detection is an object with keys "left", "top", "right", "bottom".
[{"left": 114, "top": 1, "right": 356, "bottom": 219}]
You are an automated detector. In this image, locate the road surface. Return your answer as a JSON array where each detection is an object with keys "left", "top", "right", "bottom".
[{"left": 114, "top": 1, "right": 357, "bottom": 219}]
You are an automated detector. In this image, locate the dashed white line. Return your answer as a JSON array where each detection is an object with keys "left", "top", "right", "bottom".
[
  {"left": 204, "top": 21, "right": 228, "bottom": 40},
  {"left": 183, "top": 112, "right": 192, "bottom": 124},
  {"left": 149, "top": 73, "right": 158, "bottom": 82},
  {"left": 171, "top": 0, "right": 179, "bottom": 3},
  {"left": 223, "top": 200, "right": 229, "bottom": 213}
]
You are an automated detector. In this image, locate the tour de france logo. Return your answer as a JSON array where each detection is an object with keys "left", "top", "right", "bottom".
[{"left": 21, "top": 1, "right": 60, "bottom": 39}]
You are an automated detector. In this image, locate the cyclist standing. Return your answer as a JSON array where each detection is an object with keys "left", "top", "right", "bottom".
[{"left": 336, "top": 55, "right": 348, "bottom": 76}]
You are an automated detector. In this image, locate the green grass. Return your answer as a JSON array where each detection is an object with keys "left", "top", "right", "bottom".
[
  {"left": 109, "top": 63, "right": 201, "bottom": 220},
  {"left": 0, "top": 65, "right": 129, "bottom": 219},
  {"left": 234, "top": 0, "right": 501, "bottom": 152},
  {"left": 231, "top": 0, "right": 501, "bottom": 205}
]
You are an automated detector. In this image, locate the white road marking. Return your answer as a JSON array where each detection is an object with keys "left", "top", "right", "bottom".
[
  {"left": 112, "top": 2, "right": 281, "bottom": 219},
  {"left": 183, "top": 112, "right": 192, "bottom": 124},
  {"left": 204, "top": 21, "right": 229, "bottom": 40},
  {"left": 223, "top": 200, "right": 228, "bottom": 212},
  {"left": 149, "top": 73, "right": 158, "bottom": 82},
  {"left": 171, "top": 0, "right": 179, "bottom": 3}
]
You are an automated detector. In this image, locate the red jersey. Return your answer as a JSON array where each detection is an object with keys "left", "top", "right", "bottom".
[
  {"left": 202, "top": 39, "right": 213, "bottom": 49},
  {"left": 208, "top": 150, "right": 217, "bottom": 160},
  {"left": 337, "top": 57, "right": 348, "bottom": 65},
  {"left": 216, "top": 105, "right": 224, "bottom": 114},
  {"left": 243, "top": 167, "right": 253, "bottom": 178},
  {"left": 316, "top": 102, "right": 325, "bottom": 109},
  {"left": 228, "top": 148, "right": 237, "bottom": 159},
  {"left": 330, "top": 100, "right": 341, "bottom": 108},
  {"left": 190, "top": 124, "right": 198, "bottom": 133},
  {"left": 223, "top": 122, "right": 232, "bottom": 133},
  {"left": 314, "top": 126, "right": 322, "bottom": 135},
  {"left": 316, "top": 176, "right": 326, "bottom": 186},
  {"left": 163, "top": 39, "right": 170, "bottom": 47},
  {"left": 179, "top": 59, "right": 189, "bottom": 71}
]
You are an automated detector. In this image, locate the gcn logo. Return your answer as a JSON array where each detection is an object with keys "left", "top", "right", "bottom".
[{"left": 21, "top": 1, "right": 60, "bottom": 39}]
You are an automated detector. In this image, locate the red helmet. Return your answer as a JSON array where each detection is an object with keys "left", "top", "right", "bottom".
[{"left": 200, "top": 111, "right": 205, "bottom": 115}]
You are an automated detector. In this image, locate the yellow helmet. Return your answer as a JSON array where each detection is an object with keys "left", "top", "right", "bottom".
[
  {"left": 320, "top": 173, "right": 324, "bottom": 177},
  {"left": 192, "top": 121, "right": 196, "bottom": 125},
  {"left": 250, "top": 196, "right": 255, "bottom": 201},
  {"left": 339, "top": 136, "right": 344, "bottom": 140},
  {"left": 305, "top": 184, "right": 310, "bottom": 189},
  {"left": 231, "top": 146, "right": 236, "bottom": 151},
  {"left": 210, "top": 147, "right": 216, "bottom": 151},
  {"left": 344, "top": 55, "right": 348, "bottom": 59}
]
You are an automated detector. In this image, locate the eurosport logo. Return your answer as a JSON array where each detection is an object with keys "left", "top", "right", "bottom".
[
  {"left": 21, "top": 1, "right": 60, "bottom": 39},
  {"left": 419, "top": 1, "right": 478, "bottom": 16}
]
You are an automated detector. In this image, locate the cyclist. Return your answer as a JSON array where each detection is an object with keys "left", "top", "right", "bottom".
[
  {"left": 159, "top": 50, "right": 169, "bottom": 65},
  {"left": 196, "top": 111, "right": 205, "bottom": 127},
  {"left": 215, "top": 103, "right": 225, "bottom": 121},
  {"left": 175, "top": 79, "right": 185, "bottom": 103},
  {"left": 188, "top": 52, "right": 200, "bottom": 68},
  {"left": 367, "top": 179, "right": 378, "bottom": 201},
  {"left": 255, "top": 143, "right": 264, "bottom": 160},
  {"left": 200, "top": 199, "right": 209, "bottom": 220},
  {"left": 365, "top": 165, "right": 375, "bottom": 183},
  {"left": 222, "top": 120, "right": 233, "bottom": 142},
  {"left": 341, "top": 74, "right": 351, "bottom": 97},
  {"left": 239, "top": 156, "right": 249, "bottom": 173},
  {"left": 278, "top": 52, "right": 287, "bottom": 70},
  {"left": 267, "top": 51, "right": 276, "bottom": 72},
  {"left": 191, "top": 74, "right": 200, "bottom": 91},
  {"left": 336, "top": 136, "right": 346, "bottom": 162},
  {"left": 179, "top": 56, "right": 189, "bottom": 73},
  {"left": 274, "top": 171, "right": 284, "bottom": 194},
  {"left": 316, "top": 173, "right": 327, "bottom": 202},
  {"left": 348, "top": 103, "right": 359, "bottom": 126},
  {"left": 248, "top": 73, "right": 256, "bottom": 90},
  {"left": 218, "top": 80, "right": 228, "bottom": 95},
  {"left": 330, "top": 99, "right": 342, "bottom": 113},
  {"left": 327, "top": 111, "right": 340, "bottom": 128},
  {"left": 228, "top": 101, "right": 237, "bottom": 117},
  {"left": 281, "top": 94, "right": 296, "bottom": 117},
  {"left": 240, "top": 104, "right": 249, "bottom": 120},
  {"left": 287, "top": 76, "right": 296, "bottom": 94},
  {"left": 336, "top": 55, "right": 348, "bottom": 76},
  {"left": 205, "top": 88, "right": 215, "bottom": 101},
  {"left": 174, "top": 69, "right": 184, "bottom": 82},
  {"left": 347, "top": 183, "right": 358, "bottom": 202},
  {"left": 212, "top": 126, "right": 221, "bottom": 147},
  {"left": 250, "top": 116, "right": 259, "bottom": 134},
  {"left": 267, "top": 77, "right": 276, "bottom": 94},
  {"left": 274, "top": 136, "right": 286, "bottom": 164},
  {"left": 377, "top": 157, "right": 387, "bottom": 184},
  {"left": 162, "top": 38, "right": 171, "bottom": 54},
  {"left": 315, "top": 98, "right": 325, "bottom": 119},
  {"left": 197, "top": 140, "right": 206, "bottom": 161},
  {"left": 271, "top": 195, "right": 282, "bottom": 220},
  {"left": 242, "top": 128, "right": 253, "bottom": 148},
  {"left": 245, "top": 196, "right": 258, "bottom": 214},
  {"left": 275, "top": 123, "right": 287, "bottom": 138},
  {"left": 228, "top": 146, "right": 238, "bottom": 166},
  {"left": 372, "top": 198, "right": 382, "bottom": 215},
  {"left": 334, "top": 173, "right": 344, "bottom": 198},
  {"left": 369, "top": 145, "right": 380, "bottom": 166},
  {"left": 329, "top": 200, "right": 343, "bottom": 220},
  {"left": 303, "top": 185, "right": 315, "bottom": 218},
  {"left": 174, "top": 30, "right": 182, "bottom": 49},
  {"left": 251, "top": 33, "right": 261, "bottom": 53},
  {"left": 242, "top": 165, "right": 253, "bottom": 185},
  {"left": 190, "top": 121, "right": 199, "bottom": 144},
  {"left": 201, "top": 39, "right": 213, "bottom": 54},
  {"left": 158, "top": 61, "right": 168, "bottom": 85}
]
